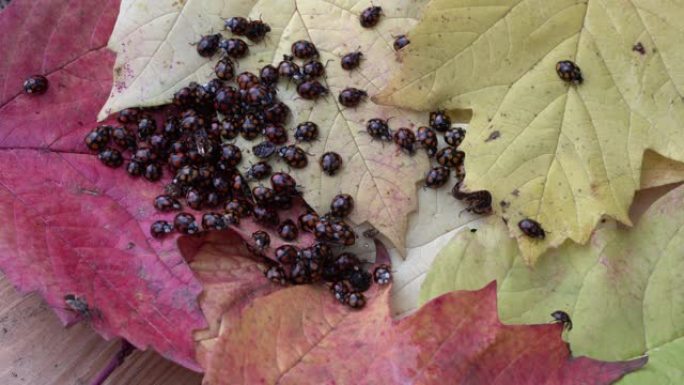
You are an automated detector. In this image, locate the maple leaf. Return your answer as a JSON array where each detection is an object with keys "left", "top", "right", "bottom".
[
  {"left": 95, "top": 0, "right": 485, "bottom": 255},
  {"left": 194, "top": 242, "right": 645, "bottom": 384},
  {"left": 420, "top": 184, "right": 684, "bottom": 384},
  {"left": 376, "top": 0, "right": 684, "bottom": 263}
]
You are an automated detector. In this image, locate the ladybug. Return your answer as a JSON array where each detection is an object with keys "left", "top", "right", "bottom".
[
  {"left": 154, "top": 195, "right": 181, "bottom": 212},
  {"left": 174, "top": 212, "right": 200, "bottom": 234},
  {"left": 169, "top": 140, "right": 187, "bottom": 154},
  {"left": 333, "top": 252, "right": 360, "bottom": 273},
  {"left": 240, "top": 113, "right": 262, "bottom": 140},
  {"left": 126, "top": 161, "right": 143, "bottom": 176},
  {"left": 445, "top": 127, "right": 466, "bottom": 147},
  {"left": 23, "top": 75, "right": 49, "bottom": 95},
  {"left": 330, "top": 193, "right": 354, "bottom": 218},
  {"left": 393, "top": 128, "right": 416, "bottom": 154},
  {"left": 202, "top": 212, "right": 227, "bottom": 231},
  {"left": 272, "top": 194, "right": 293, "bottom": 210},
  {"left": 294, "top": 121, "right": 318, "bottom": 142},
  {"left": 180, "top": 110, "right": 204, "bottom": 132},
  {"left": 259, "top": 64, "right": 279, "bottom": 86},
  {"left": 219, "top": 38, "right": 249, "bottom": 58},
  {"left": 253, "top": 205, "right": 280, "bottom": 226},
  {"left": 184, "top": 188, "right": 202, "bottom": 210},
  {"left": 148, "top": 134, "right": 168, "bottom": 154},
  {"left": 220, "top": 143, "right": 242, "bottom": 167},
  {"left": 219, "top": 119, "right": 240, "bottom": 140},
  {"left": 137, "top": 114, "right": 157, "bottom": 139},
  {"left": 111, "top": 126, "right": 136, "bottom": 149},
  {"left": 332, "top": 219, "right": 356, "bottom": 246},
  {"left": 117, "top": 108, "right": 141, "bottom": 125},
  {"left": 298, "top": 212, "right": 320, "bottom": 232},
  {"left": 303, "top": 60, "right": 326, "bottom": 78},
  {"left": 164, "top": 183, "right": 184, "bottom": 199},
  {"left": 252, "top": 230, "right": 270, "bottom": 250},
  {"left": 214, "top": 86, "right": 240, "bottom": 114},
  {"left": 262, "top": 124, "right": 288, "bottom": 145},
  {"left": 193, "top": 83, "right": 215, "bottom": 106},
  {"left": 263, "top": 101, "right": 290, "bottom": 124},
  {"left": 278, "top": 145, "right": 308, "bottom": 168},
  {"left": 270, "top": 172, "right": 298, "bottom": 195},
  {"left": 551, "top": 310, "right": 573, "bottom": 330},
  {"left": 373, "top": 265, "right": 392, "bottom": 285},
  {"left": 133, "top": 146, "right": 156, "bottom": 164},
  {"left": 290, "top": 259, "right": 312, "bottom": 284},
  {"left": 429, "top": 110, "right": 451, "bottom": 132},
  {"left": 435, "top": 147, "right": 465, "bottom": 168},
  {"left": 277, "top": 220, "right": 299, "bottom": 241},
  {"left": 331, "top": 281, "right": 351, "bottom": 304},
  {"left": 245, "top": 19, "right": 271, "bottom": 42},
  {"left": 415, "top": 126, "right": 438, "bottom": 157},
  {"left": 252, "top": 141, "right": 277, "bottom": 159},
  {"left": 84, "top": 127, "right": 111, "bottom": 151},
  {"left": 252, "top": 185, "right": 276, "bottom": 206},
  {"left": 246, "top": 161, "right": 272, "bottom": 180},
  {"left": 359, "top": 6, "right": 382, "bottom": 28},
  {"left": 454, "top": 190, "right": 492, "bottom": 215},
  {"left": 150, "top": 220, "right": 174, "bottom": 238},
  {"left": 424, "top": 166, "right": 450, "bottom": 188},
  {"left": 98, "top": 148, "right": 123, "bottom": 168},
  {"left": 225, "top": 16, "right": 248, "bottom": 35},
  {"left": 205, "top": 78, "right": 225, "bottom": 93},
  {"left": 236, "top": 71, "right": 261, "bottom": 90},
  {"left": 297, "top": 80, "right": 328, "bottom": 100},
  {"left": 225, "top": 199, "right": 253, "bottom": 218},
  {"left": 320, "top": 152, "right": 343, "bottom": 176},
  {"left": 291, "top": 40, "right": 318, "bottom": 59},
  {"left": 265, "top": 266, "right": 287, "bottom": 285},
  {"left": 278, "top": 55, "right": 301, "bottom": 79},
  {"left": 174, "top": 165, "right": 200, "bottom": 186},
  {"left": 314, "top": 219, "right": 336, "bottom": 242},
  {"left": 393, "top": 35, "right": 410, "bottom": 51},
  {"left": 518, "top": 218, "right": 545, "bottom": 239},
  {"left": 211, "top": 176, "right": 230, "bottom": 194},
  {"left": 348, "top": 267, "right": 372, "bottom": 292},
  {"left": 222, "top": 210, "right": 240, "bottom": 226},
  {"left": 338, "top": 87, "right": 367, "bottom": 108},
  {"left": 173, "top": 85, "right": 195, "bottom": 107},
  {"left": 244, "top": 83, "right": 275, "bottom": 107},
  {"left": 345, "top": 292, "right": 366, "bottom": 309},
  {"left": 214, "top": 57, "right": 235, "bottom": 81},
  {"left": 196, "top": 34, "right": 221, "bottom": 57},
  {"left": 341, "top": 51, "right": 363, "bottom": 71},
  {"left": 167, "top": 153, "right": 188, "bottom": 170},
  {"left": 556, "top": 60, "right": 582, "bottom": 84},
  {"left": 366, "top": 118, "right": 392, "bottom": 141}
]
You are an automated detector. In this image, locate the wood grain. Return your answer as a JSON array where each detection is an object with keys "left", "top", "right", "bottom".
[{"left": 0, "top": 274, "right": 202, "bottom": 385}]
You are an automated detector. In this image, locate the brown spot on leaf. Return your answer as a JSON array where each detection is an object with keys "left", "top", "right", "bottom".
[{"left": 511, "top": 189, "right": 520, "bottom": 197}]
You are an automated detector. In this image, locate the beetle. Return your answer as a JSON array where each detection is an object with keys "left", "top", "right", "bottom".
[
  {"left": 551, "top": 310, "right": 573, "bottom": 330},
  {"left": 556, "top": 60, "right": 583, "bottom": 84},
  {"left": 518, "top": 218, "right": 545, "bottom": 239}
]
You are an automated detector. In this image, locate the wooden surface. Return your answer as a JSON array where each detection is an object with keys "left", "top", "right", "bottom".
[{"left": 0, "top": 275, "right": 202, "bottom": 385}]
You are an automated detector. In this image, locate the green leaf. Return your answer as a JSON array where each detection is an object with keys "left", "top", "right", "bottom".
[
  {"left": 376, "top": 0, "right": 684, "bottom": 263},
  {"left": 420, "top": 184, "right": 684, "bottom": 384}
]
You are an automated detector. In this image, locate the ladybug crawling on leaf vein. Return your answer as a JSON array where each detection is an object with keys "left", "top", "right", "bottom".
[{"left": 556, "top": 60, "right": 583, "bottom": 84}]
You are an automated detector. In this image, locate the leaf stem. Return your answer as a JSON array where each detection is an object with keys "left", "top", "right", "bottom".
[{"left": 89, "top": 339, "right": 136, "bottom": 385}]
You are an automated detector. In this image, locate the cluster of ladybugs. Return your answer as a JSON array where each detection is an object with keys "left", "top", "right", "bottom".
[{"left": 80, "top": 11, "right": 403, "bottom": 309}]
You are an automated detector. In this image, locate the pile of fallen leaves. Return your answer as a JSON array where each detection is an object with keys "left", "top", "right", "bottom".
[{"left": 2, "top": 0, "right": 684, "bottom": 383}]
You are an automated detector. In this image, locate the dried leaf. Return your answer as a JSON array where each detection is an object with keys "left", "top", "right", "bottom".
[
  {"left": 376, "top": 0, "right": 684, "bottom": 263},
  {"left": 420, "top": 184, "right": 684, "bottom": 384}
]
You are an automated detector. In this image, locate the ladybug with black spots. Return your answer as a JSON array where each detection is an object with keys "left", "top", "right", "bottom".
[
  {"left": 202, "top": 212, "right": 227, "bottom": 231},
  {"left": 263, "top": 102, "right": 290, "bottom": 125},
  {"left": 435, "top": 147, "right": 465, "bottom": 169},
  {"left": 330, "top": 193, "right": 354, "bottom": 218},
  {"left": 174, "top": 212, "right": 200, "bottom": 235},
  {"left": 278, "top": 55, "right": 300, "bottom": 80},
  {"left": 298, "top": 211, "right": 320, "bottom": 232},
  {"left": 297, "top": 80, "right": 328, "bottom": 100},
  {"left": 253, "top": 141, "right": 277, "bottom": 159},
  {"left": 150, "top": 220, "right": 173, "bottom": 238},
  {"left": 98, "top": 148, "right": 123, "bottom": 168},
  {"left": 393, "top": 128, "right": 416, "bottom": 154},
  {"left": 236, "top": 71, "right": 261, "bottom": 90},
  {"left": 338, "top": 87, "right": 367, "bottom": 108},
  {"left": 219, "top": 38, "right": 249, "bottom": 59},
  {"left": 518, "top": 218, "right": 545, "bottom": 239},
  {"left": 23, "top": 75, "right": 49, "bottom": 95},
  {"left": 252, "top": 230, "right": 270, "bottom": 250},
  {"left": 196, "top": 34, "right": 221, "bottom": 57},
  {"left": 278, "top": 145, "right": 308, "bottom": 168},
  {"left": 291, "top": 40, "right": 318, "bottom": 59},
  {"left": 270, "top": 172, "right": 298, "bottom": 195},
  {"left": 245, "top": 19, "right": 271, "bottom": 42},
  {"left": 225, "top": 199, "right": 252, "bottom": 218},
  {"left": 214, "top": 57, "right": 235, "bottom": 81},
  {"left": 556, "top": 60, "right": 583, "bottom": 84},
  {"left": 445, "top": 127, "right": 466, "bottom": 147},
  {"left": 303, "top": 60, "right": 326, "bottom": 78},
  {"left": 252, "top": 185, "right": 276, "bottom": 206},
  {"left": 320, "top": 152, "right": 343, "bottom": 176},
  {"left": 366, "top": 118, "right": 392, "bottom": 142},
  {"left": 245, "top": 161, "right": 272, "bottom": 180},
  {"left": 551, "top": 310, "right": 572, "bottom": 330},
  {"left": 429, "top": 110, "right": 451, "bottom": 132},
  {"left": 262, "top": 123, "right": 288, "bottom": 145},
  {"left": 393, "top": 35, "right": 410, "bottom": 51},
  {"left": 84, "top": 126, "right": 111, "bottom": 151},
  {"left": 224, "top": 16, "right": 248, "bottom": 35},
  {"left": 424, "top": 166, "right": 450, "bottom": 188},
  {"left": 416, "top": 126, "right": 438, "bottom": 157},
  {"left": 126, "top": 161, "right": 143, "bottom": 177},
  {"left": 359, "top": 6, "right": 382, "bottom": 28},
  {"left": 253, "top": 205, "right": 280, "bottom": 226},
  {"left": 278, "top": 220, "right": 299, "bottom": 241},
  {"left": 239, "top": 113, "right": 262, "bottom": 140},
  {"left": 154, "top": 195, "right": 181, "bottom": 212},
  {"left": 294, "top": 121, "right": 319, "bottom": 142},
  {"left": 117, "top": 108, "right": 141, "bottom": 125},
  {"left": 265, "top": 266, "right": 287, "bottom": 285},
  {"left": 341, "top": 51, "right": 363, "bottom": 71},
  {"left": 259, "top": 64, "right": 279, "bottom": 86},
  {"left": 346, "top": 292, "right": 366, "bottom": 309},
  {"left": 373, "top": 265, "right": 392, "bottom": 285}
]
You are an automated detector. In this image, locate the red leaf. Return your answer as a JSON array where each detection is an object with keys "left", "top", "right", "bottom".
[
  {"left": 199, "top": 247, "right": 645, "bottom": 385},
  {"left": 0, "top": 0, "right": 210, "bottom": 370}
]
